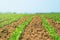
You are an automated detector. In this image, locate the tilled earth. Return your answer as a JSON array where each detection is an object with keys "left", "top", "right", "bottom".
[
  {"left": 20, "top": 16, "right": 53, "bottom": 40},
  {"left": 0, "top": 17, "right": 28, "bottom": 40},
  {"left": 47, "top": 18, "right": 60, "bottom": 36}
]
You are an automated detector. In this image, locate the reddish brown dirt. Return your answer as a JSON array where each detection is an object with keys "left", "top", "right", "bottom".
[
  {"left": 47, "top": 18, "right": 60, "bottom": 36},
  {"left": 0, "top": 17, "right": 28, "bottom": 40},
  {"left": 20, "top": 16, "right": 53, "bottom": 40}
]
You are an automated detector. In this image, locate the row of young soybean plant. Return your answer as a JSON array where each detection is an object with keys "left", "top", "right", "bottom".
[
  {"left": 0, "top": 14, "right": 29, "bottom": 28},
  {"left": 39, "top": 14, "right": 60, "bottom": 40},
  {"left": 9, "top": 15, "right": 34, "bottom": 40},
  {"left": 45, "top": 14, "right": 60, "bottom": 23}
]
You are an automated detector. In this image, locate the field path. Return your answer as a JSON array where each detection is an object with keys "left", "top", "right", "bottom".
[
  {"left": 20, "top": 16, "right": 53, "bottom": 40},
  {"left": 0, "top": 16, "right": 29, "bottom": 40}
]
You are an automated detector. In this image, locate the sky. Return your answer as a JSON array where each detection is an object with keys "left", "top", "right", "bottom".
[{"left": 0, "top": 0, "right": 60, "bottom": 13}]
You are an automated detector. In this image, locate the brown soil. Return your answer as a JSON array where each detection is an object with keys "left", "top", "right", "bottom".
[
  {"left": 47, "top": 18, "right": 60, "bottom": 36},
  {"left": 20, "top": 16, "right": 53, "bottom": 40},
  {"left": 0, "top": 17, "right": 28, "bottom": 40}
]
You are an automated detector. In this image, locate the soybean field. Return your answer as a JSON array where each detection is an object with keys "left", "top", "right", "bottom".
[{"left": 0, "top": 13, "right": 60, "bottom": 40}]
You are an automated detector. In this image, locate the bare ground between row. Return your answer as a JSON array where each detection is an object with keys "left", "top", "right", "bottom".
[
  {"left": 47, "top": 18, "right": 60, "bottom": 36},
  {"left": 19, "top": 16, "right": 53, "bottom": 40},
  {"left": 0, "top": 16, "right": 29, "bottom": 40}
]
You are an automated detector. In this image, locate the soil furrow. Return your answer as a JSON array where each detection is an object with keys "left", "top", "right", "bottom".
[
  {"left": 20, "top": 16, "right": 53, "bottom": 40},
  {"left": 47, "top": 18, "right": 60, "bottom": 36},
  {"left": 0, "top": 17, "right": 29, "bottom": 40}
]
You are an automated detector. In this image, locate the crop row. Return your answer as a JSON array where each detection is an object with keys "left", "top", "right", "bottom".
[
  {"left": 40, "top": 15, "right": 60, "bottom": 40},
  {"left": 9, "top": 15, "right": 34, "bottom": 40},
  {"left": 0, "top": 14, "right": 30, "bottom": 28}
]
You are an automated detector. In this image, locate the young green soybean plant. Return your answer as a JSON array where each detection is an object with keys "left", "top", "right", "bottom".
[
  {"left": 40, "top": 15, "right": 60, "bottom": 40},
  {"left": 9, "top": 15, "right": 34, "bottom": 40},
  {"left": 45, "top": 14, "right": 60, "bottom": 23},
  {"left": 0, "top": 14, "right": 29, "bottom": 28}
]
